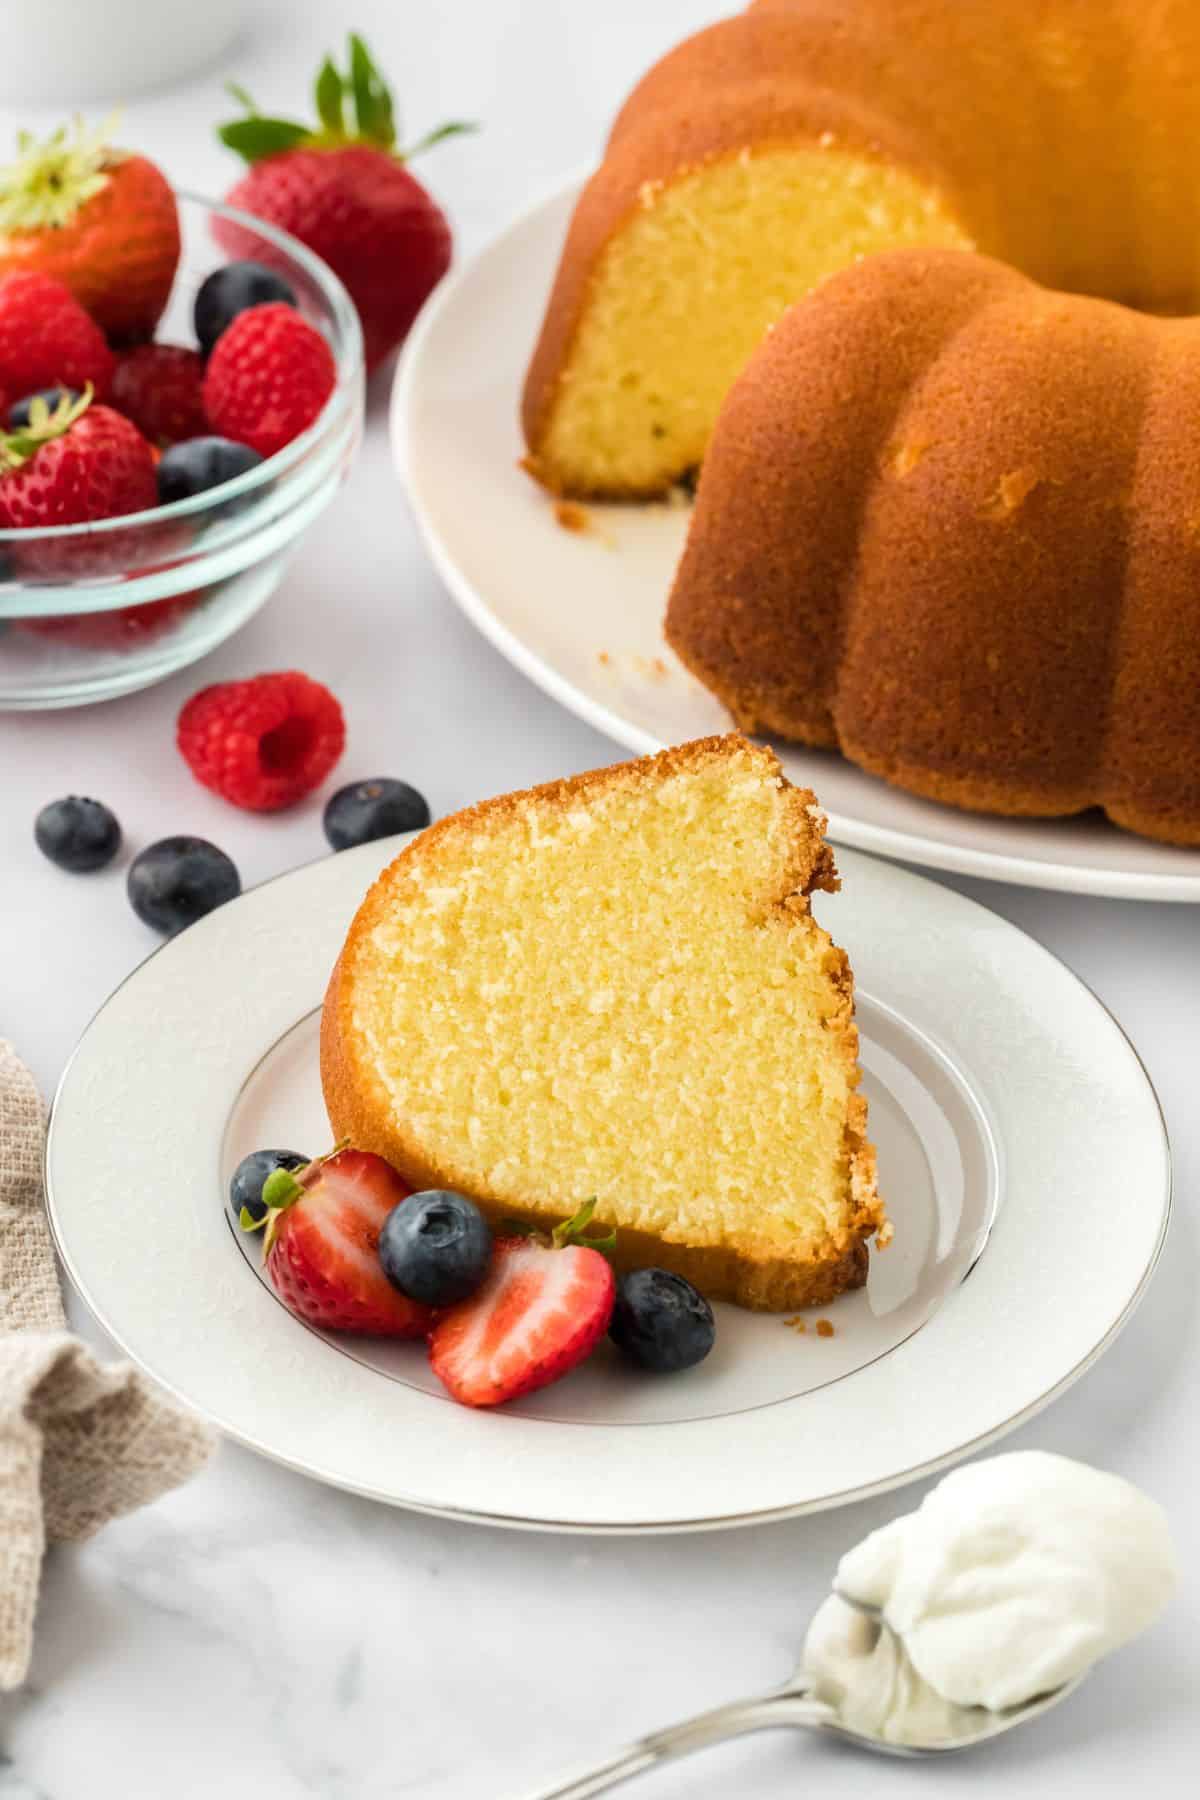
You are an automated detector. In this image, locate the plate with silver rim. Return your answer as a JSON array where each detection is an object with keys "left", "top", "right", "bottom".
[
  {"left": 391, "top": 173, "right": 1200, "bottom": 903},
  {"left": 46, "top": 833, "right": 1169, "bottom": 1532}
]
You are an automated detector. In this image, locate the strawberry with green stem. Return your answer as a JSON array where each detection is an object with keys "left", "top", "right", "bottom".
[{"left": 217, "top": 36, "right": 473, "bottom": 371}]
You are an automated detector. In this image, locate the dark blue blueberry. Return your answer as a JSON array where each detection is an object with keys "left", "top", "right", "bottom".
[
  {"left": 229, "top": 1149, "right": 309, "bottom": 1226},
  {"left": 157, "top": 437, "right": 263, "bottom": 508},
  {"left": 127, "top": 836, "right": 240, "bottom": 935},
  {"left": 8, "top": 387, "right": 82, "bottom": 428},
  {"left": 609, "top": 1268, "right": 715, "bottom": 1373},
  {"left": 194, "top": 261, "right": 297, "bottom": 356},
  {"left": 323, "top": 779, "right": 431, "bottom": 851},
  {"left": 34, "top": 796, "right": 122, "bottom": 872},
  {"left": 378, "top": 1190, "right": 493, "bottom": 1306}
]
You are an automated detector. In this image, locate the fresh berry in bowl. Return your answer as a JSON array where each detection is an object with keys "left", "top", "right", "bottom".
[
  {"left": 203, "top": 303, "right": 336, "bottom": 457},
  {"left": 0, "top": 388, "right": 159, "bottom": 575},
  {"left": 177, "top": 669, "right": 345, "bottom": 811},
  {"left": 126, "top": 835, "right": 241, "bottom": 935},
  {"left": 193, "top": 259, "right": 297, "bottom": 355},
  {"left": 157, "top": 438, "right": 263, "bottom": 508},
  {"left": 216, "top": 35, "right": 471, "bottom": 371},
  {"left": 0, "top": 187, "right": 363, "bottom": 710},
  {"left": 111, "top": 344, "right": 206, "bottom": 445},
  {"left": 241, "top": 1146, "right": 434, "bottom": 1337},
  {"left": 34, "top": 795, "right": 122, "bottom": 872},
  {"left": 0, "top": 119, "right": 179, "bottom": 342},
  {"left": 0, "top": 271, "right": 114, "bottom": 400},
  {"left": 323, "top": 777, "right": 431, "bottom": 849}
]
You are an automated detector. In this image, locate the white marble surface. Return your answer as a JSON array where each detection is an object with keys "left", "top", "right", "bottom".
[{"left": 0, "top": 3, "right": 1196, "bottom": 1794}]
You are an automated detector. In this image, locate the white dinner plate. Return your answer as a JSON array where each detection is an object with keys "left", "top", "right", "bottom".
[
  {"left": 46, "top": 834, "right": 1169, "bottom": 1532},
  {"left": 392, "top": 176, "right": 1200, "bottom": 903}
]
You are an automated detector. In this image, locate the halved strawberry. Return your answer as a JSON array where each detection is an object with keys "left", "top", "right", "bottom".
[
  {"left": 428, "top": 1203, "right": 617, "bottom": 1407},
  {"left": 241, "top": 1145, "right": 433, "bottom": 1337}
]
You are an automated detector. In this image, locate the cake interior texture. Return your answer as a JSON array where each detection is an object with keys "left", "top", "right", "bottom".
[
  {"left": 529, "top": 148, "right": 971, "bottom": 498},
  {"left": 323, "top": 738, "right": 884, "bottom": 1311}
]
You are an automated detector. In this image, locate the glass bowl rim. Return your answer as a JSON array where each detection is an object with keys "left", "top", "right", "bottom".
[{"left": 0, "top": 187, "right": 364, "bottom": 544}]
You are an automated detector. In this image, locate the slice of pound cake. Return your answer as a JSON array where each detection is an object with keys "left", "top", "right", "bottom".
[{"left": 321, "top": 736, "right": 885, "bottom": 1311}]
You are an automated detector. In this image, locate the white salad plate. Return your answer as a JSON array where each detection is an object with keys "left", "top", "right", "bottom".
[
  {"left": 46, "top": 833, "right": 1169, "bottom": 1532},
  {"left": 392, "top": 175, "right": 1200, "bottom": 903}
]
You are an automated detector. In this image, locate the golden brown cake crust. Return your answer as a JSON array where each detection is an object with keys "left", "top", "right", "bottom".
[
  {"left": 321, "top": 737, "right": 884, "bottom": 1312},
  {"left": 523, "top": 0, "right": 1200, "bottom": 490},
  {"left": 666, "top": 249, "right": 1200, "bottom": 847}
]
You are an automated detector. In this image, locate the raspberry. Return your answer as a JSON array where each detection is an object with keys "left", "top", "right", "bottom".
[
  {"left": 111, "top": 344, "right": 206, "bottom": 446},
  {"left": 177, "top": 670, "right": 346, "bottom": 812},
  {"left": 202, "top": 304, "right": 336, "bottom": 458},
  {"left": 0, "top": 271, "right": 114, "bottom": 404}
]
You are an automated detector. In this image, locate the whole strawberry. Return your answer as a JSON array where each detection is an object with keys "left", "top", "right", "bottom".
[
  {"left": 112, "top": 344, "right": 207, "bottom": 446},
  {"left": 216, "top": 37, "right": 471, "bottom": 371},
  {"left": 242, "top": 1146, "right": 434, "bottom": 1338},
  {"left": 0, "top": 390, "right": 157, "bottom": 578},
  {"left": 0, "top": 120, "right": 179, "bottom": 343},
  {"left": 0, "top": 272, "right": 114, "bottom": 405},
  {"left": 202, "top": 303, "right": 336, "bottom": 456}
]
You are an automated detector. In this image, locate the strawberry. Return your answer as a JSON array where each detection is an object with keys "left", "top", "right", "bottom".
[
  {"left": 216, "top": 37, "right": 471, "bottom": 371},
  {"left": 0, "top": 272, "right": 114, "bottom": 404},
  {"left": 177, "top": 669, "right": 346, "bottom": 811},
  {"left": 111, "top": 344, "right": 206, "bottom": 446},
  {"left": 428, "top": 1203, "right": 617, "bottom": 1408},
  {"left": 242, "top": 1146, "right": 433, "bottom": 1337},
  {"left": 19, "top": 595, "right": 200, "bottom": 653},
  {"left": 0, "top": 389, "right": 158, "bottom": 578},
  {"left": 202, "top": 304, "right": 336, "bottom": 456},
  {"left": 0, "top": 120, "right": 180, "bottom": 343}
]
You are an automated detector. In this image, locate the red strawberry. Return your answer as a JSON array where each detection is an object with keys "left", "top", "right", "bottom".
[
  {"left": 216, "top": 37, "right": 471, "bottom": 371},
  {"left": 112, "top": 344, "right": 206, "bottom": 446},
  {"left": 202, "top": 304, "right": 336, "bottom": 456},
  {"left": 177, "top": 669, "right": 345, "bottom": 811},
  {"left": 0, "top": 272, "right": 114, "bottom": 404},
  {"left": 0, "top": 390, "right": 157, "bottom": 578},
  {"left": 243, "top": 1147, "right": 433, "bottom": 1337},
  {"left": 0, "top": 121, "right": 179, "bottom": 343},
  {"left": 428, "top": 1205, "right": 617, "bottom": 1408}
]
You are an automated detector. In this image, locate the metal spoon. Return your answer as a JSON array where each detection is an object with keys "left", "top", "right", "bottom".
[{"left": 514, "top": 1595, "right": 1082, "bottom": 1799}]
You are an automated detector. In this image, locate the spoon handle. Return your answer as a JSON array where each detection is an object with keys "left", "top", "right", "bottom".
[{"left": 515, "top": 1685, "right": 833, "bottom": 1799}]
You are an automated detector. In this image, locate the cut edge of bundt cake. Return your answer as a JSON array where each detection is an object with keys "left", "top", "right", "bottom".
[{"left": 322, "top": 736, "right": 886, "bottom": 1313}]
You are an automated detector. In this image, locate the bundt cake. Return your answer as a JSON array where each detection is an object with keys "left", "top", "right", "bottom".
[
  {"left": 665, "top": 248, "right": 1200, "bottom": 848},
  {"left": 322, "top": 736, "right": 885, "bottom": 1312},
  {"left": 522, "top": 0, "right": 1200, "bottom": 499}
]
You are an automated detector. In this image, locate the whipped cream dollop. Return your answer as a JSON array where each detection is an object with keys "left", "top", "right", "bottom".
[{"left": 803, "top": 1452, "right": 1177, "bottom": 1745}]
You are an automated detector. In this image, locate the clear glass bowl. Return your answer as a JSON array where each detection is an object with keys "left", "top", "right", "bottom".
[{"left": 0, "top": 192, "right": 363, "bottom": 708}]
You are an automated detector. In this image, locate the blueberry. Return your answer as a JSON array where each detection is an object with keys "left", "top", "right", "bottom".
[
  {"left": 323, "top": 779, "right": 432, "bottom": 851},
  {"left": 34, "top": 796, "right": 121, "bottom": 872},
  {"left": 378, "top": 1190, "right": 492, "bottom": 1306},
  {"left": 229, "top": 1148, "right": 309, "bottom": 1226},
  {"left": 609, "top": 1268, "right": 715, "bottom": 1373},
  {"left": 8, "top": 387, "right": 82, "bottom": 428},
  {"left": 194, "top": 261, "right": 298, "bottom": 356},
  {"left": 157, "top": 437, "right": 263, "bottom": 507},
  {"left": 127, "top": 836, "right": 240, "bottom": 935}
]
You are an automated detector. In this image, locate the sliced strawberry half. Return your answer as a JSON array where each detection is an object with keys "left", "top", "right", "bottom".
[
  {"left": 242, "top": 1145, "right": 433, "bottom": 1337},
  {"left": 429, "top": 1204, "right": 617, "bottom": 1407}
]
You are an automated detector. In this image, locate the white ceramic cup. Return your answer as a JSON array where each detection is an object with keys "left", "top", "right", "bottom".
[{"left": 0, "top": 0, "right": 245, "bottom": 105}]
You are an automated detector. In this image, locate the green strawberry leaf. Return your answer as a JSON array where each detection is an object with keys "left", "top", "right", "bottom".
[
  {"left": 226, "top": 81, "right": 259, "bottom": 113},
  {"left": 348, "top": 34, "right": 396, "bottom": 149},
  {"left": 552, "top": 1198, "right": 618, "bottom": 1256},
  {"left": 401, "top": 120, "right": 477, "bottom": 161},
  {"left": 217, "top": 116, "right": 312, "bottom": 164},
  {"left": 314, "top": 55, "right": 345, "bottom": 138}
]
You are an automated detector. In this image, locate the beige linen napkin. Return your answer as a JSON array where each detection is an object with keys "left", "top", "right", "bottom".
[{"left": 0, "top": 1039, "right": 214, "bottom": 1689}]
